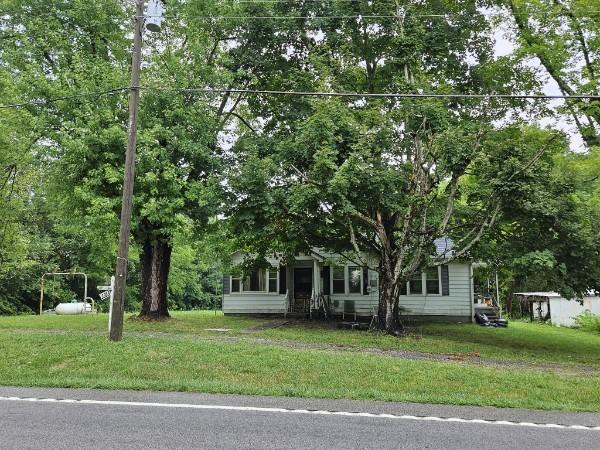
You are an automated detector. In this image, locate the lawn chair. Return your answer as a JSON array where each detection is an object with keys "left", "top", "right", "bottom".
[{"left": 369, "top": 305, "right": 379, "bottom": 331}]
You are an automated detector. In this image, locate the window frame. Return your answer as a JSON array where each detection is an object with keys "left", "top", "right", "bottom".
[
  {"left": 231, "top": 275, "right": 241, "bottom": 293},
  {"left": 231, "top": 268, "right": 280, "bottom": 294},
  {"left": 242, "top": 269, "right": 266, "bottom": 292},
  {"left": 330, "top": 263, "right": 364, "bottom": 295},
  {"left": 405, "top": 267, "right": 443, "bottom": 296},
  {"left": 268, "top": 268, "right": 278, "bottom": 293},
  {"left": 408, "top": 272, "right": 424, "bottom": 296},
  {"left": 331, "top": 265, "right": 346, "bottom": 295},
  {"left": 425, "top": 266, "right": 442, "bottom": 295},
  {"left": 399, "top": 281, "right": 408, "bottom": 296}
]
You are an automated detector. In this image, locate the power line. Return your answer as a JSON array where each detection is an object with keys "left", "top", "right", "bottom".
[
  {"left": 2, "top": 86, "right": 599, "bottom": 110},
  {"left": 140, "top": 11, "right": 600, "bottom": 21},
  {"left": 148, "top": 86, "right": 600, "bottom": 100},
  {"left": 228, "top": 0, "right": 389, "bottom": 3},
  {"left": 140, "top": 14, "right": 402, "bottom": 19},
  {"left": 0, "top": 88, "right": 129, "bottom": 109},
  {"left": 4, "top": 7, "right": 599, "bottom": 19}
]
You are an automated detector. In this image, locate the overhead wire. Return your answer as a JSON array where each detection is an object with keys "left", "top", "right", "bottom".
[
  {"left": 140, "top": 10, "right": 600, "bottom": 20},
  {"left": 226, "top": 0, "right": 394, "bottom": 3},
  {"left": 2, "top": 6, "right": 600, "bottom": 19},
  {"left": 0, "top": 88, "right": 129, "bottom": 110},
  {"left": 2, "top": 86, "right": 599, "bottom": 109},
  {"left": 141, "top": 14, "right": 400, "bottom": 19},
  {"left": 147, "top": 86, "right": 600, "bottom": 100}
]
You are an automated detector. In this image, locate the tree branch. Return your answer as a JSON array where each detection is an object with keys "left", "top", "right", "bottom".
[
  {"left": 443, "top": 202, "right": 501, "bottom": 263},
  {"left": 552, "top": 0, "right": 597, "bottom": 87}
]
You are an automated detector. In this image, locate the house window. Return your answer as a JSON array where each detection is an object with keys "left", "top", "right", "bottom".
[
  {"left": 426, "top": 267, "right": 440, "bottom": 294},
  {"left": 409, "top": 273, "right": 423, "bottom": 295},
  {"left": 348, "top": 266, "right": 361, "bottom": 294},
  {"left": 332, "top": 266, "right": 345, "bottom": 294},
  {"left": 399, "top": 282, "right": 407, "bottom": 295},
  {"left": 243, "top": 269, "right": 266, "bottom": 292},
  {"left": 231, "top": 276, "right": 241, "bottom": 293},
  {"left": 268, "top": 269, "right": 278, "bottom": 293},
  {"left": 368, "top": 271, "right": 378, "bottom": 291}
]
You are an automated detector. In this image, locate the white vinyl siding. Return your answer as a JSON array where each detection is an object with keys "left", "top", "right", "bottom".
[
  {"left": 329, "top": 264, "right": 471, "bottom": 318},
  {"left": 223, "top": 292, "right": 286, "bottom": 314},
  {"left": 224, "top": 249, "right": 472, "bottom": 318},
  {"left": 398, "top": 264, "right": 472, "bottom": 317}
]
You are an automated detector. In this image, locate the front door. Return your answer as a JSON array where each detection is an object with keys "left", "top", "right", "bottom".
[{"left": 293, "top": 268, "right": 313, "bottom": 312}]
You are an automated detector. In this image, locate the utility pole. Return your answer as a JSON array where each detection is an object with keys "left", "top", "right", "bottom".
[{"left": 109, "top": 0, "right": 145, "bottom": 341}]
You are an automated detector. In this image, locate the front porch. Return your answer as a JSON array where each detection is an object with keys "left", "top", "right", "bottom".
[{"left": 223, "top": 251, "right": 379, "bottom": 317}]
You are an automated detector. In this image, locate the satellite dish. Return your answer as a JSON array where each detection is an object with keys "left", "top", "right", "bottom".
[{"left": 145, "top": 0, "right": 164, "bottom": 33}]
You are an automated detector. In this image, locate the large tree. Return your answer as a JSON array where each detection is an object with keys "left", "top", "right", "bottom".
[
  {"left": 500, "top": 0, "right": 599, "bottom": 146},
  {"left": 225, "top": 0, "right": 555, "bottom": 333},
  {"left": 0, "top": 0, "right": 244, "bottom": 318}
]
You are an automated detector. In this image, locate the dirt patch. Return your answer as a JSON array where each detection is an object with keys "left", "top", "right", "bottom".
[
  {"left": 243, "top": 319, "right": 291, "bottom": 332},
  {"left": 234, "top": 336, "right": 600, "bottom": 375}
]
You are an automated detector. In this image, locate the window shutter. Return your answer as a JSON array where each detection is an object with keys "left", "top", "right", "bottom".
[
  {"left": 279, "top": 265, "right": 287, "bottom": 294},
  {"left": 363, "top": 267, "right": 369, "bottom": 295},
  {"left": 222, "top": 275, "right": 230, "bottom": 295},
  {"left": 441, "top": 265, "right": 450, "bottom": 296},
  {"left": 322, "top": 266, "right": 330, "bottom": 295}
]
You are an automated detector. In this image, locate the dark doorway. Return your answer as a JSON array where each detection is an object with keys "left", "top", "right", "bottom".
[{"left": 293, "top": 268, "right": 313, "bottom": 312}]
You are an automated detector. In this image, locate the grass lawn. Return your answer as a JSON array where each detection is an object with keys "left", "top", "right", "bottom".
[
  {"left": 260, "top": 320, "right": 600, "bottom": 367},
  {"left": 3, "top": 311, "right": 599, "bottom": 367},
  {"left": 1, "top": 311, "right": 600, "bottom": 411}
]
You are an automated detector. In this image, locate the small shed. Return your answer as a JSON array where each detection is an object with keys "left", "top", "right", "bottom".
[{"left": 515, "top": 292, "right": 600, "bottom": 327}]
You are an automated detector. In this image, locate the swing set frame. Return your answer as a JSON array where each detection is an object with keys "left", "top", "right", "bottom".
[{"left": 39, "top": 272, "right": 95, "bottom": 315}]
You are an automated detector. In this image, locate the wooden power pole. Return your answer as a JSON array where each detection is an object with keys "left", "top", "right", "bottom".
[{"left": 110, "top": 0, "right": 145, "bottom": 341}]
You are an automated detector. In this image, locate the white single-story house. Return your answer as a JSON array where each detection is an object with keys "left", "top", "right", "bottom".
[
  {"left": 222, "top": 239, "right": 476, "bottom": 322},
  {"left": 515, "top": 292, "right": 600, "bottom": 327}
]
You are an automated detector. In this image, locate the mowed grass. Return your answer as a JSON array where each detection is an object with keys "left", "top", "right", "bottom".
[
  {"left": 260, "top": 321, "right": 600, "bottom": 367},
  {"left": 2, "top": 311, "right": 600, "bottom": 367},
  {"left": 2, "top": 311, "right": 600, "bottom": 411},
  {"left": 2, "top": 331, "right": 600, "bottom": 412},
  {"left": 0, "top": 311, "right": 265, "bottom": 334}
]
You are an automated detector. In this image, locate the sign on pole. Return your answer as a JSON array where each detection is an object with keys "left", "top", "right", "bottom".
[{"left": 107, "top": 276, "right": 115, "bottom": 334}]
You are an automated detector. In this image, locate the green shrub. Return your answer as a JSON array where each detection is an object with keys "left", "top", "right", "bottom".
[{"left": 574, "top": 311, "right": 600, "bottom": 333}]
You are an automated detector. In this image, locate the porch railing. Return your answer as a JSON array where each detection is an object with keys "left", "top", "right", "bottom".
[{"left": 284, "top": 289, "right": 290, "bottom": 317}]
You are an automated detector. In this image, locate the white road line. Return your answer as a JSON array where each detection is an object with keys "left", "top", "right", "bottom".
[{"left": 1, "top": 396, "right": 598, "bottom": 431}]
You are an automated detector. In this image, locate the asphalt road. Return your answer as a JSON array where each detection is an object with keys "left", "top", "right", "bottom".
[{"left": 1, "top": 387, "right": 598, "bottom": 449}]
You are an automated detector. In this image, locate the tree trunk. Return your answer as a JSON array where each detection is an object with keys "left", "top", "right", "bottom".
[
  {"left": 377, "top": 268, "right": 403, "bottom": 335},
  {"left": 138, "top": 237, "right": 172, "bottom": 320}
]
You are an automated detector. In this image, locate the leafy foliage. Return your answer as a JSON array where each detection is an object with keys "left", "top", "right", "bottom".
[{"left": 574, "top": 311, "right": 600, "bottom": 333}]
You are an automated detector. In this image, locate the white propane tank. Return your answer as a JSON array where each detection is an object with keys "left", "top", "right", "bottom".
[{"left": 55, "top": 302, "right": 92, "bottom": 315}]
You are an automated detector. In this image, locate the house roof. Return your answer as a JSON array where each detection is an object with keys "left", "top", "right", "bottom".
[{"left": 231, "top": 238, "right": 457, "bottom": 263}]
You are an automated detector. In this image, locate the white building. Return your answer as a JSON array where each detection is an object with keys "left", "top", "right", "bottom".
[
  {"left": 516, "top": 292, "right": 600, "bottom": 327},
  {"left": 222, "top": 240, "right": 475, "bottom": 322}
]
